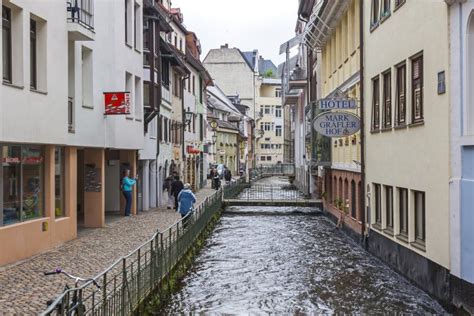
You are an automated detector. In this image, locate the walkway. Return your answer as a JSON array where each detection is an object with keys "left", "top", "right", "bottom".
[{"left": 0, "top": 186, "right": 216, "bottom": 314}]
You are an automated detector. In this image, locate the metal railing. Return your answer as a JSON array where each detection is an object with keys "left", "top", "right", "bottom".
[
  {"left": 251, "top": 164, "right": 295, "bottom": 177},
  {"left": 42, "top": 182, "right": 245, "bottom": 315},
  {"left": 222, "top": 177, "right": 247, "bottom": 200},
  {"left": 238, "top": 184, "right": 304, "bottom": 201},
  {"left": 67, "top": 0, "right": 94, "bottom": 31}
]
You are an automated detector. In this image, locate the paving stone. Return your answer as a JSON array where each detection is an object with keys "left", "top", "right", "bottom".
[{"left": 0, "top": 185, "right": 218, "bottom": 314}]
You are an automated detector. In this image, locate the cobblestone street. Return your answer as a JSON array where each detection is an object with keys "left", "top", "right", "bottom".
[{"left": 0, "top": 186, "right": 216, "bottom": 315}]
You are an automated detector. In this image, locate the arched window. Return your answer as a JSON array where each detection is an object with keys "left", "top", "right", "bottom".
[
  {"left": 339, "top": 177, "right": 343, "bottom": 201},
  {"left": 351, "top": 180, "right": 356, "bottom": 218},
  {"left": 344, "top": 179, "right": 349, "bottom": 211}
]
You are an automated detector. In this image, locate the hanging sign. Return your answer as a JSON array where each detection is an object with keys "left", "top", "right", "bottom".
[
  {"left": 104, "top": 92, "right": 130, "bottom": 115},
  {"left": 313, "top": 111, "right": 361, "bottom": 137},
  {"left": 318, "top": 98, "right": 357, "bottom": 110}
]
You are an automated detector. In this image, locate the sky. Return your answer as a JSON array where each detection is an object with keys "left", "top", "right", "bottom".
[{"left": 171, "top": 0, "right": 299, "bottom": 66}]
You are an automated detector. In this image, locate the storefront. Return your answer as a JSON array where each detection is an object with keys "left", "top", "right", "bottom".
[{"left": 0, "top": 144, "right": 76, "bottom": 266}]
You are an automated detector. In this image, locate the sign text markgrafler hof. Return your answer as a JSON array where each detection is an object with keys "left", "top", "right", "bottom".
[{"left": 313, "top": 112, "right": 361, "bottom": 137}]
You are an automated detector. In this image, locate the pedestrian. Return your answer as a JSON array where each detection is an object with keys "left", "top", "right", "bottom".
[
  {"left": 224, "top": 166, "right": 232, "bottom": 183},
  {"left": 170, "top": 175, "right": 184, "bottom": 210},
  {"left": 210, "top": 168, "right": 217, "bottom": 188},
  {"left": 121, "top": 169, "right": 137, "bottom": 216},
  {"left": 163, "top": 176, "right": 174, "bottom": 209},
  {"left": 177, "top": 183, "right": 196, "bottom": 228}
]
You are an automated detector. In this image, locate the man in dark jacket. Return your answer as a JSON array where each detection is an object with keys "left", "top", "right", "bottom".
[
  {"left": 224, "top": 167, "right": 232, "bottom": 182},
  {"left": 170, "top": 175, "right": 184, "bottom": 210}
]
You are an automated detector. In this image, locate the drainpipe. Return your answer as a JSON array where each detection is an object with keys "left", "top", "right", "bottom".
[
  {"left": 181, "top": 74, "right": 190, "bottom": 180},
  {"left": 359, "top": 0, "right": 367, "bottom": 243}
]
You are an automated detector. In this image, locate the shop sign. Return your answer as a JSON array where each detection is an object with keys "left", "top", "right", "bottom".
[
  {"left": 104, "top": 92, "right": 130, "bottom": 115},
  {"left": 2, "top": 157, "right": 20, "bottom": 164},
  {"left": 186, "top": 146, "right": 201, "bottom": 154},
  {"left": 313, "top": 112, "right": 361, "bottom": 137},
  {"left": 318, "top": 98, "right": 356, "bottom": 110}
]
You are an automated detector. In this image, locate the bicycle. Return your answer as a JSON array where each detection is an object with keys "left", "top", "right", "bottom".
[{"left": 44, "top": 268, "right": 100, "bottom": 315}]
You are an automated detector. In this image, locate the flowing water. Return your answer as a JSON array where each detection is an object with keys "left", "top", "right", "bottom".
[{"left": 161, "top": 177, "right": 446, "bottom": 314}]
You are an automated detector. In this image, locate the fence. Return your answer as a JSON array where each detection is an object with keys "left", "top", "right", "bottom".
[
  {"left": 222, "top": 177, "right": 247, "bottom": 200},
  {"left": 249, "top": 164, "right": 295, "bottom": 180},
  {"left": 42, "top": 182, "right": 244, "bottom": 315},
  {"left": 237, "top": 184, "right": 304, "bottom": 201}
]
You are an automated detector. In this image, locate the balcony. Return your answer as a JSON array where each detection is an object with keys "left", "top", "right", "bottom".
[
  {"left": 288, "top": 66, "right": 307, "bottom": 90},
  {"left": 67, "top": 0, "right": 95, "bottom": 41}
]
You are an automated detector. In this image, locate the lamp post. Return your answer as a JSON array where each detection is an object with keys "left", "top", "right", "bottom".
[{"left": 184, "top": 111, "right": 193, "bottom": 127}]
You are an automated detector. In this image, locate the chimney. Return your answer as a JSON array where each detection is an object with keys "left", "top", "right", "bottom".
[{"left": 220, "top": 43, "right": 229, "bottom": 49}]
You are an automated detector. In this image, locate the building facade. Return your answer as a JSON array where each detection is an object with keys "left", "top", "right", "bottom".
[
  {"left": 447, "top": 0, "right": 474, "bottom": 312},
  {"left": 1, "top": 0, "right": 143, "bottom": 266},
  {"left": 364, "top": 0, "right": 451, "bottom": 305}
]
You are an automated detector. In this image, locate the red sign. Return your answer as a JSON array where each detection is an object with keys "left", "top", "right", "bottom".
[
  {"left": 186, "top": 146, "right": 201, "bottom": 154},
  {"left": 104, "top": 92, "right": 130, "bottom": 115}
]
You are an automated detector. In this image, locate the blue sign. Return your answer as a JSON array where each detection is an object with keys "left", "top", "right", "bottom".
[{"left": 313, "top": 112, "right": 361, "bottom": 137}]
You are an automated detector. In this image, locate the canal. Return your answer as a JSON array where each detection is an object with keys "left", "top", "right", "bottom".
[{"left": 161, "top": 177, "right": 446, "bottom": 314}]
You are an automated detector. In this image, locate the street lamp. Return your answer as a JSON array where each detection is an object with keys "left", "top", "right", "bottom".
[
  {"left": 184, "top": 111, "right": 193, "bottom": 127},
  {"left": 211, "top": 133, "right": 217, "bottom": 145}
]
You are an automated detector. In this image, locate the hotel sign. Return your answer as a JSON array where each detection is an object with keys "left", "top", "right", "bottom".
[
  {"left": 318, "top": 98, "right": 357, "bottom": 110},
  {"left": 313, "top": 112, "right": 361, "bottom": 137}
]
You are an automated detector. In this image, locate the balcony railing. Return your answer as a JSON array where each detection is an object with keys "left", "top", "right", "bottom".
[
  {"left": 67, "top": 0, "right": 94, "bottom": 31},
  {"left": 68, "top": 97, "right": 75, "bottom": 133}
]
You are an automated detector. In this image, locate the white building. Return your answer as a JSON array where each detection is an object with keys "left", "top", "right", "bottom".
[{"left": 0, "top": 0, "right": 143, "bottom": 266}]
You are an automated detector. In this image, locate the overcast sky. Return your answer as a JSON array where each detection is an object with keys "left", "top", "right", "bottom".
[{"left": 172, "top": 0, "right": 299, "bottom": 65}]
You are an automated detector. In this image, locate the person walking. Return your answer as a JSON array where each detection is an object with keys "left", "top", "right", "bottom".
[
  {"left": 177, "top": 183, "right": 196, "bottom": 228},
  {"left": 163, "top": 176, "right": 174, "bottom": 209},
  {"left": 121, "top": 169, "right": 137, "bottom": 216},
  {"left": 170, "top": 175, "right": 184, "bottom": 210},
  {"left": 224, "top": 166, "right": 232, "bottom": 183}
]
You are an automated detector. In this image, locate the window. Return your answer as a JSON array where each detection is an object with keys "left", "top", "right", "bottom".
[
  {"left": 179, "top": 38, "right": 183, "bottom": 52},
  {"left": 412, "top": 55, "right": 424, "bottom": 123},
  {"left": 54, "top": 147, "right": 65, "bottom": 218},
  {"left": 275, "top": 125, "right": 282, "bottom": 137},
  {"left": 395, "top": 63, "right": 406, "bottom": 126},
  {"left": 381, "top": 0, "right": 390, "bottom": 16},
  {"left": 385, "top": 186, "right": 393, "bottom": 230},
  {"left": 372, "top": 76, "right": 380, "bottom": 130},
  {"left": 134, "top": 3, "right": 139, "bottom": 49},
  {"left": 414, "top": 191, "right": 425, "bottom": 243},
  {"left": 162, "top": 59, "right": 170, "bottom": 87},
  {"left": 382, "top": 71, "right": 391, "bottom": 128},
  {"left": 134, "top": 77, "right": 141, "bottom": 118},
  {"left": 164, "top": 117, "right": 169, "bottom": 142},
  {"left": 143, "top": 81, "right": 150, "bottom": 109},
  {"left": 2, "top": 5, "right": 12, "bottom": 83},
  {"left": 82, "top": 46, "right": 93, "bottom": 107},
  {"left": 266, "top": 156, "right": 272, "bottom": 161},
  {"left": 192, "top": 75, "right": 195, "bottom": 96},
  {"left": 374, "top": 183, "right": 381, "bottom": 226},
  {"left": 398, "top": 188, "right": 408, "bottom": 236},
  {"left": 264, "top": 105, "right": 271, "bottom": 114},
  {"left": 262, "top": 122, "right": 272, "bottom": 131},
  {"left": 125, "top": 0, "right": 129, "bottom": 44},
  {"left": 371, "top": 0, "right": 380, "bottom": 27},
  {"left": 275, "top": 106, "right": 282, "bottom": 118},
  {"left": 395, "top": 0, "right": 406, "bottom": 9},
  {"left": 260, "top": 156, "right": 266, "bottom": 161},
  {"left": 2, "top": 145, "right": 45, "bottom": 226},
  {"left": 275, "top": 89, "right": 282, "bottom": 98},
  {"left": 173, "top": 72, "right": 179, "bottom": 97},
  {"left": 30, "top": 19, "right": 37, "bottom": 89}
]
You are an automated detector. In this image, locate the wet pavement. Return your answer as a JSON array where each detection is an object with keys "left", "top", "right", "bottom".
[{"left": 162, "top": 178, "right": 446, "bottom": 314}]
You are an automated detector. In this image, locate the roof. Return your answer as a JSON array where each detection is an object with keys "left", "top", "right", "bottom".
[
  {"left": 241, "top": 51, "right": 256, "bottom": 71},
  {"left": 207, "top": 85, "right": 243, "bottom": 116},
  {"left": 259, "top": 58, "right": 278, "bottom": 77},
  {"left": 217, "top": 120, "right": 239, "bottom": 131},
  {"left": 160, "top": 38, "right": 190, "bottom": 75}
]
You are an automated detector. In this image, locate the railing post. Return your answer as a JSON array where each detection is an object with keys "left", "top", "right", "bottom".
[
  {"left": 121, "top": 258, "right": 126, "bottom": 316},
  {"left": 102, "top": 272, "right": 107, "bottom": 315}
]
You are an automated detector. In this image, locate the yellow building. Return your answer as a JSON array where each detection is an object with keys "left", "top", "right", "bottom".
[{"left": 306, "top": 0, "right": 363, "bottom": 235}]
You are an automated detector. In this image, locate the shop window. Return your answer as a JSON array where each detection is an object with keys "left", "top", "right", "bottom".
[
  {"left": 414, "top": 190, "right": 425, "bottom": 243},
  {"left": 395, "top": 63, "right": 406, "bottom": 126},
  {"left": 1, "top": 145, "right": 44, "bottom": 226},
  {"left": 398, "top": 187, "right": 408, "bottom": 237},
  {"left": 54, "top": 147, "right": 65, "bottom": 218}
]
